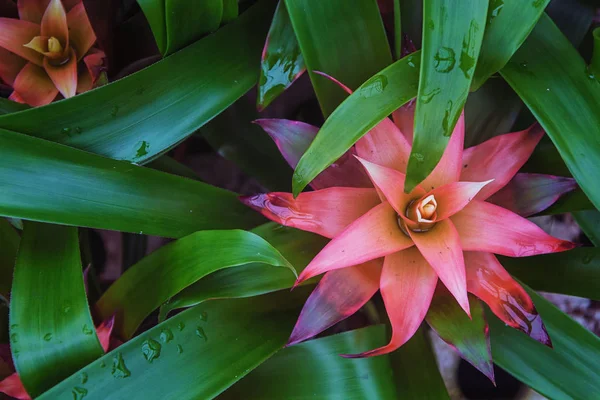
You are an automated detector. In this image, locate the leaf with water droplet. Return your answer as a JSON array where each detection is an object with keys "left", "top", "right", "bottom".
[
  {"left": 434, "top": 47, "right": 456, "bottom": 73},
  {"left": 82, "top": 324, "right": 93, "bottom": 335},
  {"left": 99, "top": 361, "right": 106, "bottom": 368},
  {"left": 177, "top": 344, "right": 183, "bottom": 354},
  {"left": 359, "top": 75, "right": 388, "bottom": 98},
  {"left": 110, "top": 105, "right": 119, "bottom": 117},
  {"left": 420, "top": 88, "right": 441, "bottom": 104},
  {"left": 80, "top": 372, "right": 88, "bottom": 384},
  {"left": 72, "top": 386, "right": 88, "bottom": 400},
  {"left": 442, "top": 100, "right": 454, "bottom": 134},
  {"left": 159, "top": 328, "right": 174, "bottom": 343},
  {"left": 43, "top": 333, "right": 52, "bottom": 342},
  {"left": 195, "top": 326, "right": 208, "bottom": 342},
  {"left": 63, "top": 302, "right": 72, "bottom": 313},
  {"left": 135, "top": 141, "right": 149, "bottom": 158},
  {"left": 412, "top": 153, "right": 425, "bottom": 163},
  {"left": 488, "top": 0, "right": 504, "bottom": 24},
  {"left": 10, "top": 333, "right": 18, "bottom": 343},
  {"left": 141, "top": 339, "right": 162, "bottom": 363},
  {"left": 459, "top": 20, "right": 479, "bottom": 79},
  {"left": 61, "top": 127, "right": 72, "bottom": 136},
  {"left": 111, "top": 353, "right": 131, "bottom": 378},
  {"left": 200, "top": 311, "right": 208, "bottom": 322},
  {"left": 75, "top": 126, "right": 83, "bottom": 134},
  {"left": 177, "top": 322, "right": 185, "bottom": 331}
]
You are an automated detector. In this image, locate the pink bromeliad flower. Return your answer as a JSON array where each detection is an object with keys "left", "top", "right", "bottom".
[
  {"left": 242, "top": 74, "right": 577, "bottom": 380},
  {"left": 0, "top": 0, "right": 104, "bottom": 106}
]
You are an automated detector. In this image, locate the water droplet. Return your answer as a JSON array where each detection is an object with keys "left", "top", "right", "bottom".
[
  {"left": 80, "top": 372, "right": 88, "bottom": 384},
  {"left": 420, "top": 88, "right": 441, "bottom": 104},
  {"left": 61, "top": 127, "right": 72, "bottom": 136},
  {"left": 99, "top": 361, "right": 106, "bottom": 368},
  {"left": 200, "top": 311, "right": 208, "bottom": 322},
  {"left": 488, "top": 0, "right": 504, "bottom": 24},
  {"left": 412, "top": 153, "right": 425, "bottom": 163},
  {"left": 135, "top": 141, "right": 149, "bottom": 158},
  {"left": 359, "top": 74, "right": 388, "bottom": 98},
  {"left": 159, "top": 329, "right": 174, "bottom": 343},
  {"left": 433, "top": 47, "right": 456, "bottom": 73},
  {"left": 72, "top": 386, "right": 88, "bottom": 400},
  {"left": 63, "top": 302, "right": 72, "bottom": 313},
  {"left": 407, "top": 55, "right": 417, "bottom": 68},
  {"left": 82, "top": 324, "right": 93, "bottom": 335},
  {"left": 195, "top": 326, "right": 208, "bottom": 342},
  {"left": 10, "top": 324, "right": 18, "bottom": 330},
  {"left": 177, "top": 322, "right": 185, "bottom": 331},
  {"left": 427, "top": 20, "right": 435, "bottom": 30},
  {"left": 141, "top": 339, "right": 162, "bottom": 363},
  {"left": 75, "top": 126, "right": 83, "bottom": 134},
  {"left": 111, "top": 353, "right": 131, "bottom": 378},
  {"left": 10, "top": 333, "right": 18, "bottom": 343},
  {"left": 582, "top": 253, "right": 593, "bottom": 264},
  {"left": 519, "top": 62, "right": 528, "bottom": 69},
  {"left": 442, "top": 100, "right": 454, "bottom": 135},
  {"left": 459, "top": 20, "right": 479, "bottom": 79},
  {"left": 176, "top": 344, "right": 183, "bottom": 354},
  {"left": 110, "top": 105, "right": 119, "bottom": 117},
  {"left": 43, "top": 333, "right": 52, "bottom": 342}
]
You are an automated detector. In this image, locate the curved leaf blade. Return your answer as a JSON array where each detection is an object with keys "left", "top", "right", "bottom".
[
  {"left": 405, "top": 0, "right": 488, "bottom": 192},
  {"left": 10, "top": 222, "right": 103, "bottom": 397},
  {"left": 0, "top": 129, "right": 262, "bottom": 238},
  {"left": 164, "top": 0, "right": 223, "bottom": 55},
  {"left": 0, "top": 219, "right": 19, "bottom": 299}
]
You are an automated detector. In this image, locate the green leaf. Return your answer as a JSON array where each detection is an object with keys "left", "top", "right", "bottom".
[
  {"left": 573, "top": 210, "right": 600, "bottom": 246},
  {"left": 471, "top": 0, "right": 550, "bottom": 90},
  {"left": 10, "top": 222, "right": 103, "bottom": 397},
  {"left": 0, "top": 0, "right": 275, "bottom": 164},
  {"left": 39, "top": 290, "right": 307, "bottom": 400},
  {"left": 393, "top": 0, "right": 402, "bottom": 60},
  {"left": 592, "top": 27, "right": 600, "bottom": 81},
  {"left": 159, "top": 223, "right": 327, "bottom": 320},
  {"left": 221, "top": 0, "right": 239, "bottom": 24},
  {"left": 136, "top": 0, "right": 168, "bottom": 54},
  {"left": 292, "top": 53, "right": 420, "bottom": 196},
  {"left": 257, "top": 1, "right": 305, "bottom": 111},
  {"left": 147, "top": 155, "right": 201, "bottom": 181},
  {"left": 96, "top": 229, "right": 296, "bottom": 339},
  {"left": 0, "top": 218, "right": 19, "bottom": 299},
  {"left": 0, "top": 128, "right": 262, "bottom": 239},
  {"left": 221, "top": 325, "right": 399, "bottom": 399},
  {"left": 490, "top": 284, "right": 600, "bottom": 399},
  {"left": 501, "top": 249, "right": 600, "bottom": 301},
  {"left": 0, "top": 98, "right": 28, "bottom": 115},
  {"left": 390, "top": 326, "right": 450, "bottom": 399},
  {"left": 500, "top": 13, "right": 600, "bottom": 211},
  {"left": 285, "top": 0, "right": 392, "bottom": 116},
  {"left": 405, "top": 0, "right": 488, "bottom": 192}
]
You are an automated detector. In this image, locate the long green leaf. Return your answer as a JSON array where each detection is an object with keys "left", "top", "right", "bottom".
[
  {"left": 96, "top": 230, "right": 296, "bottom": 339},
  {"left": 573, "top": 210, "right": 600, "bottom": 246},
  {"left": 221, "top": 325, "right": 398, "bottom": 399},
  {"left": 39, "top": 291, "right": 306, "bottom": 400},
  {"left": 0, "top": 99, "right": 28, "bottom": 116},
  {"left": 0, "top": 0, "right": 275, "bottom": 164},
  {"left": 159, "top": 223, "right": 326, "bottom": 320},
  {"left": 500, "top": 13, "right": 600, "bottom": 211},
  {"left": 471, "top": 0, "right": 550, "bottom": 90},
  {"left": 490, "top": 284, "right": 600, "bottom": 399},
  {"left": 405, "top": 0, "right": 488, "bottom": 192},
  {"left": 592, "top": 27, "right": 600, "bottom": 80},
  {"left": 285, "top": 0, "right": 392, "bottom": 116},
  {"left": 0, "top": 219, "right": 19, "bottom": 299},
  {"left": 0, "top": 128, "right": 262, "bottom": 238},
  {"left": 10, "top": 222, "right": 103, "bottom": 397},
  {"left": 292, "top": 53, "right": 420, "bottom": 195},
  {"left": 501, "top": 249, "right": 600, "bottom": 301}
]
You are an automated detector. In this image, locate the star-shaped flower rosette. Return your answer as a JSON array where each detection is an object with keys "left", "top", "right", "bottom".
[{"left": 241, "top": 73, "right": 576, "bottom": 382}]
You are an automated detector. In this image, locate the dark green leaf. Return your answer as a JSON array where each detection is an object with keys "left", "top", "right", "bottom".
[
  {"left": 39, "top": 290, "right": 307, "bottom": 400},
  {"left": 393, "top": 0, "right": 402, "bottom": 60},
  {"left": 592, "top": 27, "right": 600, "bottom": 80},
  {"left": 222, "top": 325, "right": 398, "bottom": 399},
  {"left": 285, "top": 0, "right": 392, "bottom": 116},
  {"left": 490, "top": 284, "right": 600, "bottom": 399},
  {"left": 471, "top": 0, "right": 550, "bottom": 90},
  {"left": 221, "top": 0, "right": 239, "bottom": 24},
  {"left": 0, "top": 99, "right": 28, "bottom": 116},
  {"left": 501, "top": 248, "right": 600, "bottom": 301},
  {"left": 96, "top": 229, "right": 296, "bottom": 339},
  {"left": 257, "top": 1, "right": 305, "bottom": 111},
  {"left": 0, "top": 219, "right": 18, "bottom": 299},
  {"left": 573, "top": 210, "right": 600, "bottom": 246},
  {"left": 500, "top": 13, "right": 600, "bottom": 211},
  {"left": 0, "top": 0, "right": 275, "bottom": 164},
  {"left": 137, "top": 0, "right": 168, "bottom": 54},
  {"left": 405, "top": 0, "right": 488, "bottom": 191},
  {"left": 10, "top": 222, "right": 103, "bottom": 397},
  {"left": 292, "top": 53, "right": 420, "bottom": 195},
  {"left": 147, "top": 156, "right": 201, "bottom": 181},
  {"left": 0, "top": 129, "right": 262, "bottom": 239}
]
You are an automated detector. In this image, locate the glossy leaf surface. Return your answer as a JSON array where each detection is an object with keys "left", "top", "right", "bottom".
[
  {"left": 285, "top": 0, "right": 392, "bottom": 115},
  {"left": 257, "top": 1, "right": 305, "bottom": 111},
  {"left": 405, "top": 0, "right": 488, "bottom": 191},
  {"left": 0, "top": 0, "right": 275, "bottom": 164},
  {"left": 500, "top": 13, "right": 600, "bottom": 211},
  {"left": 10, "top": 222, "right": 103, "bottom": 397},
  {"left": 0, "top": 99, "right": 28, "bottom": 115},
  {"left": 96, "top": 230, "right": 296, "bottom": 339},
  {"left": 292, "top": 53, "right": 420, "bottom": 195},
  {"left": 0, "top": 129, "right": 262, "bottom": 238},
  {"left": 0, "top": 219, "right": 19, "bottom": 299},
  {"left": 490, "top": 284, "right": 600, "bottom": 399}
]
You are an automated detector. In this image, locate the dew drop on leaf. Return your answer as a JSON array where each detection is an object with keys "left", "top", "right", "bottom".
[
  {"left": 195, "top": 326, "right": 208, "bottom": 342},
  {"left": 159, "top": 328, "right": 174, "bottom": 343},
  {"left": 200, "top": 311, "right": 208, "bottom": 322},
  {"left": 359, "top": 75, "right": 388, "bottom": 98},
  {"left": 110, "top": 105, "right": 119, "bottom": 117},
  {"left": 80, "top": 372, "right": 88, "bottom": 384},
  {"left": 420, "top": 88, "right": 441, "bottom": 104},
  {"left": 72, "top": 386, "right": 88, "bottom": 400},
  {"left": 141, "top": 339, "right": 162, "bottom": 363},
  {"left": 111, "top": 353, "right": 131, "bottom": 378},
  {"left": 433, "top": 47, "right": 456, "bottom": 73},
  {"left": 177, "top": 322, "right": 185, "bottom": 331},
  {"left": 82, "top": 324, "right": 93, "bottom": 335},
  {"left": 43, "top": 333, "right": 52, "bottom": 342}
]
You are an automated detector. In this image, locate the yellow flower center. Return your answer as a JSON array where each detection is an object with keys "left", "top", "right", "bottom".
[
  {"left": 47, "top": 37, "right": 63, "bottom": 54},
  {"left": 398, "top": 195, "right": 438, "bottom": 235}
]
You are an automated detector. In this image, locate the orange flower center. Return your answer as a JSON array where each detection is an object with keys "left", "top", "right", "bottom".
[{"left": 398, "top": 195, "right": 438, "bottom": 235}]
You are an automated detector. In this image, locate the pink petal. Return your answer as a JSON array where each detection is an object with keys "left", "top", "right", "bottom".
[
  {"left": 451, "top": 200, "right": 576, "bottom": 257},
  {"left": 409, "top": 219, "right": 470, "bottom": 315},
  {"left": 0, "top": 373, "right": 30, "bottom": 400},
  {"left": 43, "top": 47, "right": 77, "bottom": 98},
  {"left": 343, "top": 248, "right": 437, "bottom": 358},
  {"left": 8, "top": 90, "right": 27, "bottom": 104},
  {"left": 288, "top": 260, "right": 382, "bottom": 346},
  {"left": 355, "top": 156, "right": 426, "bottom": 216},
  {"left": 418, "top": 112, "right": 465, "bottom": 191},
  {"left": 488, "top": 173, "right": 578, "bottom": 217},
  {"left": 0, "top": 46, "right": 26, "bottom": 85},
  {"left": 12, "top": 62, "right": 58, "bottom": 106},
  {"left": 255, "top": 118, "right": 371, "bottom": 189},
  {"left": 17, "top": 0, "right": 48, "bottom": 24},
  {"left": 392, "top": 99, "right": 416, "bottom": 144},
  {"left": 426, "top": 180, "right": 493, "bottom": 220},
  {"left": 40, "top": 0, "right": 68, "bottom": 46},
  {"left": 295, "top": 202, "right": 414, "bottom": 284},
  {"left": 66, "top": 2, "right": 96, "bottom": 60},
  {"left": 240, "top": 187, "right": 380, "bottom": 239},
  {"left": 0, "top": 18, "right": 43, "bottom": 66},
  {"left": 460, "top": 125, "right": 544, "bottom": 200},
  {"left": 96, "top": 315, "right": 115, "bottom": 352},
  {"left": 465, "top": 251, "right": 551, "bottom": 346}
]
